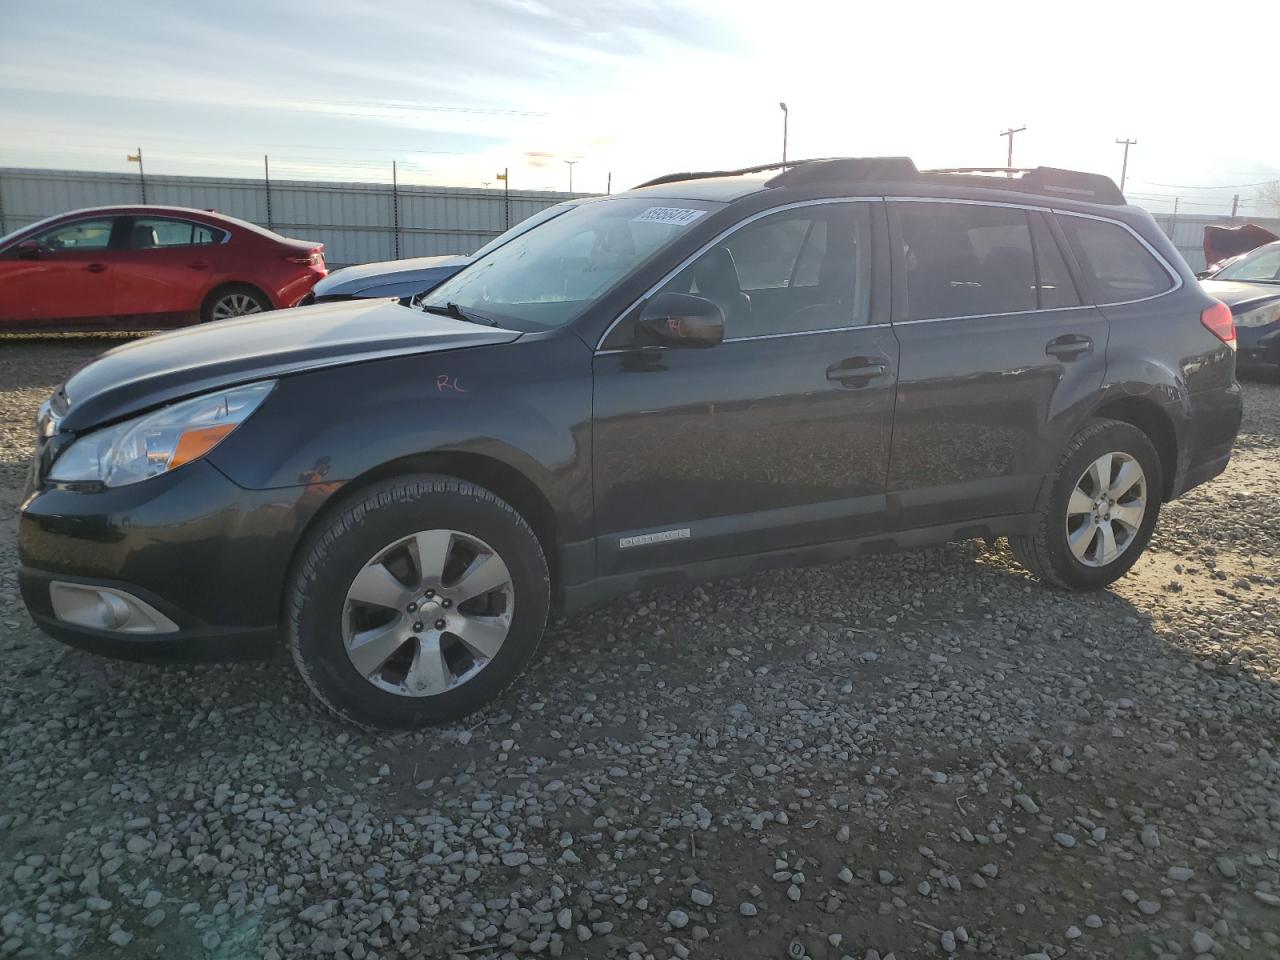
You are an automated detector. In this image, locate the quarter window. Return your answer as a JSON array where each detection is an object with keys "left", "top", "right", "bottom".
[
  {"left": 130, "top": 218, "right": 226, "bottom": 248},
  {"left": 1058, "top": 215, "right": 1173, "bottom": 303},
  {"left": 29, "top": 219, "right": 114, "bottom": 251},
  {"left": 659, "top": 204, "right": 872, "bottom": 338},
  {"left": 898, "top": 203, "right": 1037, "bottom": 320}
]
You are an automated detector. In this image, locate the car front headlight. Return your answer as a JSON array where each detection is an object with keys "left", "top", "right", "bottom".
[
  {"left": 49, "top": 381, "right": 275, "bottom": 487},
  {"left": 1235, "top": 302, "right": 1280, "bottom": 328}
]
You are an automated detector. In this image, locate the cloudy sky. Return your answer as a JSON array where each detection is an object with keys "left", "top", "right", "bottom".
[{"left": 2, "top": 0, "right": 1278, "bottom": 214}]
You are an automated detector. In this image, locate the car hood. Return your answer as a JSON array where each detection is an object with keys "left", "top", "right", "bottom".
[
  {"left": 1200, "top": 278, "right": 1280, "bottom": 311},
  {"left": 57, "top": 298, "right": 519, "bottom": 432},
  {"left": 313, "top": 254, "right": 471, "bottom": 297}
]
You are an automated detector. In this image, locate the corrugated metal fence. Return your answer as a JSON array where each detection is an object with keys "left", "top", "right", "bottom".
[
  {"left": 3, "top": 166, "right": 1279, "bottom": 273},
  {"left": 0, "top": 167, "right": 587, "bottom": 268}
]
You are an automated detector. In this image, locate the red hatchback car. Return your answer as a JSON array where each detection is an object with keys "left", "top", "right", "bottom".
[{"left": 0, "top": 206, "right": 326, "bottom": 331}]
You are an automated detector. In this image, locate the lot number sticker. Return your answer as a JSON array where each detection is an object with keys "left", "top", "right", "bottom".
[{"left": 632, "top": 206, "right": 707, "bottom": 227}]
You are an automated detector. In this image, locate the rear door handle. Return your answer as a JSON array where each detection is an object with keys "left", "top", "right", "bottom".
[
  {"left": 188, "top": 259, "right": 210, "bottom": 270},
  {"left": 84, "top": 263, "right": 108, "bottom": 274},
  {"left": 826, "top": 356, "right": 888, "bottom": 386},
  {"left": 1045, "top": 334, "right": 1093, "bottom": 361}
]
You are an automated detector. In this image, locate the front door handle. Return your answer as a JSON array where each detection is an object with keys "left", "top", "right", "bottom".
[
  {"left": 1045, "top": 334, "right": 1093, "bottom": 361},
  {"left": 826, "top": 356, "right": 888, "bottom": 386},
  {"left": 84, "top": 263, "right": 108, "bottom": 274}
]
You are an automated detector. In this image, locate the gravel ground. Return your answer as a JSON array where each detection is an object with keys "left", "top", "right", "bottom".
[{"left": 1, "top": 337, "right": 1278, "bottom": 960}]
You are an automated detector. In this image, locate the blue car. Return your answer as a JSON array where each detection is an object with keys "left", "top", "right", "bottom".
[
  {"left": 1201, "top": 240, "right": 1280, "bottom": 377},
  {"left": 303, "top": 200, "right": 580, "bottom": 305}
]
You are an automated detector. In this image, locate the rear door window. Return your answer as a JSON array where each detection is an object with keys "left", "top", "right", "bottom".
[
  {"left": 897, "top": 202, "right": 1037, "bottom": 320},
  {"left": 129, "top": 218, "right": 226, "bottom": 248},
  {"left": 1057, "top": 215, "right": 1173, "bottom": 303}
]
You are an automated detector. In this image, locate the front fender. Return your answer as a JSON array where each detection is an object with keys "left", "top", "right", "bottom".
[{"left": 208, "top": 336, "right": 594, "bottom": 543}]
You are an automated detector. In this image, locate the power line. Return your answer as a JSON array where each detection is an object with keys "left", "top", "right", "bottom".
[{"left": 1130, "top": 177, "right": 1280, "bottom": 190}]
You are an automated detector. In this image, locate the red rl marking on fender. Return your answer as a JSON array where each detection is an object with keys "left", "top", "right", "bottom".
[{"left": 436, "top": 374, "right": 468, "bottom": 393}]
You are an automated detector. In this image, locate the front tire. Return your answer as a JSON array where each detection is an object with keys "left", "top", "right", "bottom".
[
  {"left": 1011, "top": 418, "right": 1162, "bottom": 590},
  {"left": 287, "top": 475, "right": 550, "bottom": 729}
]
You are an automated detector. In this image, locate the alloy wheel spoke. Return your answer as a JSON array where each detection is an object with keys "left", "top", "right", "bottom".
[
  {"left": 1110, "top": 501, "right": 1145, "bottom": 530},
  {"left": 451, "top": 554, "right": 511, "bottom": 603},
  {"left": 1109, "top": 460, "right": 1143, "bottom": 499},
  {"left": 1096, "top": 521, "right": 1118, "bottom": 564},
  {"left": 450, "top": 615, "right": 509, "bottom": 659},
  {"left": 404, "top": 633, "right": 451, "bottom": 695},
  {"left": 413, "top": 530, "right": 453, "bottom": 585},
  {"left": 1067, "top": 487, "right": 1095, "bottom": 516},
  {"left": 348, "top": 562, "right": 409, "bottom": 609},
  {"left": 1068, "top": 519, "right": 1097, "bottom": 562},
  {"left": 1088, "top": 453, "right": 1113, "bottom": 495},
  {"left": 347, "top": 618, "right": 412, "bottom": 676}
]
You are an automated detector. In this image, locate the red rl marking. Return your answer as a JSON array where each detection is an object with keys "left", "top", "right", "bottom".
[{"left": 436, "top": 374, "right": 468, "bottom": 393}]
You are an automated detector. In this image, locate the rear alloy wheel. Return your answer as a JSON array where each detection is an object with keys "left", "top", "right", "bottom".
[
  {"left": 1010, "top": 418, "right": 1162, "bottom": 590},
  {"left": 203, "top": 287, "right": 271, "bottom": 322},
  {"left": 287, "top": 475, "right": 549, "bottom": 728}
]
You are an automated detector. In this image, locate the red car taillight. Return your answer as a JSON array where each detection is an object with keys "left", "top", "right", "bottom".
[
  {"left": 1200, "top": 300, "right": 1236, "bottom": 351},
  {"left": 285, "top": 249, "right": 324, "bottom": 266}
]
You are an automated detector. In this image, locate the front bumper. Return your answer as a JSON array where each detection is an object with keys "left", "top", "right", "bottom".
[{"left": 18, "top": 459, "right": 328, "bottom": 662}]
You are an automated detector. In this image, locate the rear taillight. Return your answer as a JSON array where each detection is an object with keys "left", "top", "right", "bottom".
[
  {"left": 285, "top": 249, "right": 324, "bottom": 266},
  {"left": 1200, "top": 300, "right": 1236, "bottom": 350}
]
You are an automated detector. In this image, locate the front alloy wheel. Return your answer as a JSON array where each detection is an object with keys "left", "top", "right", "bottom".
[
  {"left": 288, "top": 475, "right": 550, "bottom": 728},
  {"left": 342, "top": 529, "right": 514, "bottom": 698}
]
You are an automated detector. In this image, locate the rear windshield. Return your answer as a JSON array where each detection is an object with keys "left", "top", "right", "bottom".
[
  {"left": 1058, "top": 215, "right": 1174, "bottom": 304},
  {"left": 420, "top": 197, "right": 723, "bottom": 330}
]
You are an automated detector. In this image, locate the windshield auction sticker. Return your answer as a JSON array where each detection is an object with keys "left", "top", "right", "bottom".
[{"left": 632, "top": 207, "right": 707, "bottom": 227}]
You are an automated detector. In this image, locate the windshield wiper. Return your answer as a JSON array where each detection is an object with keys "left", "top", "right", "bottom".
[{"left": 421, "top": 301, "right": 499, "bottom": 326}]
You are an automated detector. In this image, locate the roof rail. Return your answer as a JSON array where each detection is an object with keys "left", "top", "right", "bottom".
[
  {"left": 632, "top": 157, "right": 1126, "bottom": 205},
  {"left": 921, "top": 166, "right": 1126, "bottom": 204}
]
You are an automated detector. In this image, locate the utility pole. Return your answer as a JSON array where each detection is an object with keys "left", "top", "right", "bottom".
[
  {"left": 127, "top": 147, "right": 147, "bottom": 203},
  {"left": 392, "top": 161, "right": 401, "bottom": 259},
  {"left": 1115, "top": 138, "right": 1137, "bottom": 192},
  {"left": 0, "top": 169, "right": 7, "bottom": 234},
  {"left": 263, "top": 155, "right": 273, "bottom": 231},
  {"left": 779, "top": 102, "right": 789, "bottom": 169},
  {"left": 1231, "top": 194, "right": 1240, "bottom": 218},
  {"left": 497, "top": 168, "right": 509, "bottom": 229},
  {"left": 999, "top": 127, "right": 1025, "bottom": 175},
  {"left": 563, "top": 159, "right": 578, "bottom": 193},
  {"left": 607, "top": 171, "right": 612, "bottom": 195}
]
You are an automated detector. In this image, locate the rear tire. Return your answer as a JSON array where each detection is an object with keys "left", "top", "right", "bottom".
[
  {"left": 287, "top": 475, "right": 550, "bottom": 729},
  {"left": 200, "top": 284, "right": 272, "bottom": 323},
  {"left": 1010, "top": 418, "right": 1162, "bottom": 590}
]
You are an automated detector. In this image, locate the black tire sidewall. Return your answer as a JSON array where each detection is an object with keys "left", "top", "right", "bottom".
[
  {"left": 289, "top": 477, "right": 549, "bottom": 728},
  {"left": 1042, "top": 421, "right": 1162, "bottom": 589}
]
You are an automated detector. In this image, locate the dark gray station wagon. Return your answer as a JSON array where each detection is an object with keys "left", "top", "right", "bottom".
[{"left": 20, "top": 157, "right": 1242, "bottom": 728}]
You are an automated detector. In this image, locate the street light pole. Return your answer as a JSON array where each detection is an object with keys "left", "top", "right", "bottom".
[
  {"left": 1000, "top": 126, "right": 1026, "bottom": 175},
  {"left": 496, "top": 168, "right": 509, "bottom": 229},
  {"left": 127, "top": 147, "right": 147, "bottom": 203},
  {"left": 1115, "top": 138, "right": 1137, "bottom": 192},
  {"left": 563, "top": 159, "right": 578, "bottom": 193},
  {"left": 779, "top": 102, "right": 789, "bottom": 169}
]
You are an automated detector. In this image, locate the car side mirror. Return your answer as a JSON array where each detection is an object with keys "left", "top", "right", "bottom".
[
  {"left": 15, "top": 241, "right": 42, "bottom": 260},
  {"left": 635, "top": 292, "right": 724, "bottom": 348}
]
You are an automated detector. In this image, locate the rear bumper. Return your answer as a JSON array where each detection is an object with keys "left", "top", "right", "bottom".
[{"left": 1170, "top": 381, "right": 1243, "bottom": 499}]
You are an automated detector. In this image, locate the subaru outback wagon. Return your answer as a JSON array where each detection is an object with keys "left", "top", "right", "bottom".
[{"left": 19, "top": 157, "right": 1243, "bottom": 728}]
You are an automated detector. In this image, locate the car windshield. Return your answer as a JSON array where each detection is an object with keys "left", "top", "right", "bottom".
[
  {"left": 421, "top": 197, "right": 723, "bottom": 329},
  {"left": 1216, "top": 243, "right": 1280, "bottom": 283},
  {"left": 468, "top": 202, "right": 574, "bottom": 261}
]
